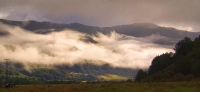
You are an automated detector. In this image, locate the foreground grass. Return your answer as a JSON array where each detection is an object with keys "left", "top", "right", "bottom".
[{"left": 1, "top": 81, "right": 200, "bottom": 92}]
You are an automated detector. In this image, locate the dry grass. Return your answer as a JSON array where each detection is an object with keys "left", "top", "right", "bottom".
[{"left": 1, "top": 81, "right": 200, "bottom": 92}]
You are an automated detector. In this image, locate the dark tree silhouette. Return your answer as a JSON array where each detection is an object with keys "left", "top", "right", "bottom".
[
  {"left": 135, "top": 69, "right": 147, "bottom": 82},
  {"left": 174, "top": 37, "right": 193, "bottom": 56},
  {"left": 148, "top": 53, "right": 172, "bottom": 75}
]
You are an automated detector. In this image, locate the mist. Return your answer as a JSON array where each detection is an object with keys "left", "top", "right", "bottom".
[{"left": 0, "top": 23, "right": 173, "bottom": 69}]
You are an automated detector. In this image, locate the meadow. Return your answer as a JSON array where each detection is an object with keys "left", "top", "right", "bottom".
[
  {"left": 97, "top": 74, "right": 128, "bottom": 81},
  {"left": 1, "top": 81, "right": 200, "bottom": 92}
]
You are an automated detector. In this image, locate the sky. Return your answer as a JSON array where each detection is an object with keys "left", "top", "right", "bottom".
[{"left": 0, "top": 0, "right": 200, "bottom": 32}]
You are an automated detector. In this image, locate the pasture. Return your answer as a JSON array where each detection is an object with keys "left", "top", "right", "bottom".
[{"left": 1, "top": 81, "right": 200, "bottom": 92}]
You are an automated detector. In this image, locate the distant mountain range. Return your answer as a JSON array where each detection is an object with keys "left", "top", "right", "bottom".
[
  {"left": 1, "top": 19, "right": 199, "bottom": 45},
  {"left": 0, "top": 19, "right": 199, "bottom": 38}
]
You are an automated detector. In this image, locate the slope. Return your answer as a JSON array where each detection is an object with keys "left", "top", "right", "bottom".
[{"left": 136, "top": 35, "right": 200, "bottom": 82}]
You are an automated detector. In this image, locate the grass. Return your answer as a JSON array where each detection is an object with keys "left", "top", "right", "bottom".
[
  {"left": 97, "top": 74, "right": 128, "bottom": 81},
  {"left": 1, "top": 81, "right": 200, "bottom": 92}
]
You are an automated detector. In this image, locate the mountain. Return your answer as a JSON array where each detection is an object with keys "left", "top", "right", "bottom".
[
  {"left": 0, "top": 19, "right": 102, "bottom": 34},
  {"left": 1, "top": 19, "right": 199, "bottom": 46},
  {"left": 112, "top": 23, "right": 199, "bottom": 39},
  {"left": 135, "top": 36, "right": 200, "bottom": 82},
  {"left": 0, "top": 19, "right": 200, "bottom": 83},
  {"left": 0, "top": 19, "right": 199, "bottom": 39}
]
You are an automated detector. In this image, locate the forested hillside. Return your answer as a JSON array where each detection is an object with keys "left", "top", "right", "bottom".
[
  {"left": 0, "top": 62, "right": 137, "bottom": 84},
  {"left": 135, "top": 35, "right": 200, "bottom": 82}
]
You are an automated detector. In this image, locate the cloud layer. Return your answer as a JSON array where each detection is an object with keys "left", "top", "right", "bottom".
[
  {"left": 0, "top": 0, "right": 200, "bottom": 31},
  {"left": 0, "top": 23, "right": 173, "bottom": 69}
]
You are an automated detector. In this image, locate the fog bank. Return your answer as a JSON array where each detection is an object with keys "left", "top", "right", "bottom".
[{"left": 0, "top": 23, "right": 173, "bottom": 69}]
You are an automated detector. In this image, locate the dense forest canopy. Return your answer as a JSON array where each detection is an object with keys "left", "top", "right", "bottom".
[{"left": 135, "top": 35, "right": 200, "bottom": 82}]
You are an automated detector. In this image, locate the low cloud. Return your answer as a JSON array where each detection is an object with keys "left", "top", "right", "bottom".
[{"left": 0, "top": 23, "right": 173, "bottom": 69}]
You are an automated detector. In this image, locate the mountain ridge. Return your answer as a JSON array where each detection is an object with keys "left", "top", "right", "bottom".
[{"left": 0, "top": 19, "right": 199, "bottom": 40}]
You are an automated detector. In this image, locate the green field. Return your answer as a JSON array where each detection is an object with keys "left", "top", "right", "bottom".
[
  {"left": 97, "top": 74, "right": 128, "bottom": 81},
  {"left": 1, "top": 81, "right": 200, "bottom": 92}
]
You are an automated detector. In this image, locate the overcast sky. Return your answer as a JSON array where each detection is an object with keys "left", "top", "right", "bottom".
[{"left": 0, "top": 0, "right": 200, "bottom": 31}]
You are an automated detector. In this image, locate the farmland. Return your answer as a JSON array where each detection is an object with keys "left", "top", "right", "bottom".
[{"left": 97, "top": 74, "right": 128, "bottom": 81}]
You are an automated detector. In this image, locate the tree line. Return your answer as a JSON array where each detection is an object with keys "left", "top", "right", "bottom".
[{"left": 135, "top": 35, "right": 200, "bottom": 82}]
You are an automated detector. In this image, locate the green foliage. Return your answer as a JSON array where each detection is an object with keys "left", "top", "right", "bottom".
[
  {"left": 140, "top": 35, "right": 200, "bottom": 82},
  {"left": 134, "top": 69, "right": 147, "bottom": 81},
  {"left": 193, "top": 35, "right": 200, "bottom": 48},
  {"left": 174, "top": 37, "right": 193, "bottom": 56},
  {"left": 148, "top": 53, "right": 172, "bottom": 75},
  {"left": 0, "top": 62, "right": 136, "bottom": 84},
  {"left": 97, "top": 74, "right": 128, "bottom": 81}
]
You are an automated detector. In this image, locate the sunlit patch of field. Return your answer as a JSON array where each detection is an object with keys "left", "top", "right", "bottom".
[
  {"left": 97, "top": 74, "right": 128, "bottom": 81},
  {"left": 1, "top": 81, "right": 200, "bottom": 92}
]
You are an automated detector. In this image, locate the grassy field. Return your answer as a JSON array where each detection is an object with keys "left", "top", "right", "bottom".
[
  {"left": 1, "top": 81, "right": 200, "bottom": 92},
  {"left": 97, "top": 74, "right": 128, "bottom": 81}
]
